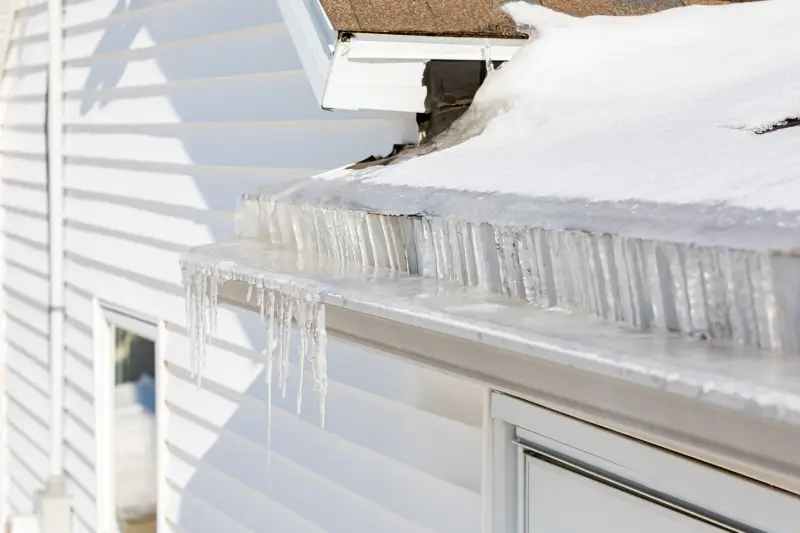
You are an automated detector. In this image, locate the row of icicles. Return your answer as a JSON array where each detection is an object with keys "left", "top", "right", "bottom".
[
  {"left": 183, "top": 262, "right": 327, "bottom": 462},
  {"left": 234, "top": 196, "right": 794, "bottom": 353}
]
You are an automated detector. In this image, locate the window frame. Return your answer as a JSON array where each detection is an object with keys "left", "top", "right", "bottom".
[
  {"left": 93, "top": 302, "right": 167, "bottom": 533},
  {"left": 490, "top": 392, "right": 798, "bottom": 533}
]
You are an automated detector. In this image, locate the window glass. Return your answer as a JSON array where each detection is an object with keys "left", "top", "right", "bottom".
[{"left": 114, "top": 327, "right": 157, "bottom": 533}]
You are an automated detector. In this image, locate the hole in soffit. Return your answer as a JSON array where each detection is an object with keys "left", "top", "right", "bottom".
[{"left": 346, "top": 60, "right": 504, "bottom": 171}]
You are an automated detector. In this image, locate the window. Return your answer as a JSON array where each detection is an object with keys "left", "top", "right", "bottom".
[
  {"left": 491, "top": 393, "right": 797, "bottom": 533},
  {"left": 95, "top": 306, "right": 165, "bottom": 533}
]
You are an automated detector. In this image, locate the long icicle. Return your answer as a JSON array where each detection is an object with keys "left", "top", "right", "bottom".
[
  {"left": 297, "top": 300, "right": 309, "bottom": 415},
  {"left": 264, "top": 290, "right": 276, "bottom": 464},
  {"left": 314, "top": 303, "right": 328, "bottom": 427},
  {"left": 279, "top": 296, "right": 293, "bottom": 398}
]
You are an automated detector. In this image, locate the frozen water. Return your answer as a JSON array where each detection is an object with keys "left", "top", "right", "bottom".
[
  {"left": 180, "top": 0, "right": 800, "bottom": 461},
  {"left": 232, "top": 194, "right": 800, "bottom": 355},
  {"left": 181, "top": 251, "right": 330, "bottom": 459},
  {"left": 180, "top": 239, "right": 800, "bottom": 430}
]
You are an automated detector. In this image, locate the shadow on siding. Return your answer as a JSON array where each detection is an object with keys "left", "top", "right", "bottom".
[{"left": 71, "top": 1, "right": 480, "bottom": 532}]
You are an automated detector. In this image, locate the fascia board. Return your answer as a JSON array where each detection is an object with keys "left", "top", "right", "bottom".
[
  {"left": 345, "top": 32, "right": 525, "bottom": 62},
  {"left": 321, "top": 32, "right": 525, "bottom": 112},
  {"left": 276, "top": 0, "right": 336, "bottom": 105},
  {"left": 322, "top": 39, "right": 428, "bottom": 113}
]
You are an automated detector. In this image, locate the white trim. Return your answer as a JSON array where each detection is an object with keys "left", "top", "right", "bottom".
[
  {"left": 103, "top": 306, "right": 159, "bottom": 343},
  {"left": 155, "top": 322, "right": 169, "bottom": 533},
  {"left": 320, "top": 32, "right": 525, "bottom": 112},
  {"left": 345, "top": 33, "right": 524, "bottom": 62},
  {"left": 322, "top": 39, "right": 428, "bottom": 112},
  {"left": 94, "top": 303, "right": 163, "bottom": 533},
  {"left": 276, "top": 0, "right": 335, "bottom": 104},
  {"left": 480, "top": 388, "right": 493, "bottom": 533},
  {"left": 491, "top": 418, "right": 517, "bottom": 533},
  {"left": 492, "top": 392, "right": 800, "bottom": 533}
]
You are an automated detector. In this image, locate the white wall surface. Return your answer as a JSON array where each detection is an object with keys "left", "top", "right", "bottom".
[
  {"left": 1, "top": 0, "right": 485, "bottom": 531},
  {"left": 0, "top": 0, "right": 51, "bottom": 522}
]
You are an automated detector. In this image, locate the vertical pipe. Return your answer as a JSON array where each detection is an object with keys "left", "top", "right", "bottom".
[
  {"left": 47, "top": 0, "right": 65, "bottom": 480},
  {"left": 481, "top": 388, "right": 493, "bottom": 533}
]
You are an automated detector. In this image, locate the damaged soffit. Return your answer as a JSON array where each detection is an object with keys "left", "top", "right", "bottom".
[{"left": 318, "top": 0, "right": 749, "bottom": 38}]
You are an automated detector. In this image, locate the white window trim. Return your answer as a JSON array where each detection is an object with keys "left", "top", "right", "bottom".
[
  {"left": 491, "top": 392, "right": 798, "bottom": 533},
  {"left": 93, "top": 302, "right": 168, "bottom": 533}
]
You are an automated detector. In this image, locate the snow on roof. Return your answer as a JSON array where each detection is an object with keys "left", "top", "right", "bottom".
[
  {"left": 352, "top": 0, "right": 800, "bottom": 214},
  {"left": 229, "top": 0, "right": 800, "bottom": 355}
]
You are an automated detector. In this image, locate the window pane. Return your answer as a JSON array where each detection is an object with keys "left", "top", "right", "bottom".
[
  {"left": 114, "top": 327, "right": 157, "bottom": 533},
  {"left": 525, "top": 457, "right": 721, "bottom": 533}
]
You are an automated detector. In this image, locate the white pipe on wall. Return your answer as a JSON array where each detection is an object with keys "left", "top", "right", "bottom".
[{"left": 47, "top": 0, "right": 65, "bottom": 480}]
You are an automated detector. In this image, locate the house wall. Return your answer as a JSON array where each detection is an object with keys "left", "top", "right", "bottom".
[
  {"left": 2, "top": 0, "right": 485, "bottom": 532},
  {"left": 0, "top": 0, "right": 51, "bottom": 523}
]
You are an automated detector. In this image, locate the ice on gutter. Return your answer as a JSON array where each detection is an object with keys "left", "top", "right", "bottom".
[
  {"left": 181, "top": 186, "right": 800, "bottom": 463},
  {"left": 180, "top": 236, "right": 800, "bottom": 485},
  {"left": 180, "top": 0, "right": 800, "bottom": 461},
  {"left": 181, "top": 240, "right": 800, "bottom": 419},
  {"left": 233, "top": 183, "right": 800, "bottom": 354}
]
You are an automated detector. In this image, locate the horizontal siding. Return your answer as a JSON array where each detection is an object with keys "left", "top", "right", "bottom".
[
  {"left": 164, "top": 330, "right": 482, "bottom": 533},
  {"left": 2, "top": 0, "right": 480, "bottom": 532},
  {"left": 1, "top": 1, "right": 49, "bottom": 522}
]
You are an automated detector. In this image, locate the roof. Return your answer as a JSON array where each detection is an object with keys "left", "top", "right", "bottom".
[
  {"left": 354, "top": 0, "right": 800, "bottom": 213},
  {"left": 318, "top": 0, "right": 745, "bottom": 38},
  {"left": 273, "top": 0, "right": 800, "bottom": 355}
]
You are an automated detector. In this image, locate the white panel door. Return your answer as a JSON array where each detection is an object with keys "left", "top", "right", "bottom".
[{"left": 524, "top": 456, "right": 722, "bottom": 533}]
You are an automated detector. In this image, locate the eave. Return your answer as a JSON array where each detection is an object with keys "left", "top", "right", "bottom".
[
  {"left": 182, "top": 239, "right": 800, "bottom": 496},
  {"left": 275, "top": 0, "right": 526, "bottom": 113},
  {"left": 322, "top": 32, "right": 525, "bottom": 113}
]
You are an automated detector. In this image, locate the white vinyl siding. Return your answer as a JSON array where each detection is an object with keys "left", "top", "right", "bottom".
[
  {"left": 0, "top": 0, "right": 49, "bottom": 522},
  {"left": 0, "top": 0, "right": 485, "bottom": 532}
]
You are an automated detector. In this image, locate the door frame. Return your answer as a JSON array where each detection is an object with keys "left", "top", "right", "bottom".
[{"left": 93, "top": 301, "right": 168, "bottom": 533}]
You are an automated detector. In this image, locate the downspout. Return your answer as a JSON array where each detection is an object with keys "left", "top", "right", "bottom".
[{"left": 46, "top": 0, "right": 65, "bottom": 484}]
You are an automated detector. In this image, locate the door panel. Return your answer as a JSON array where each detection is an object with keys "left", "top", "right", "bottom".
[{"left": 525, "top": 456, "right": 721, "bottom": 533}]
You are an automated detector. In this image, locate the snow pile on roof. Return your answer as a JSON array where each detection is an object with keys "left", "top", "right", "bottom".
[{"left": 357, "top": 0, "right": 800, "bottom": 213}]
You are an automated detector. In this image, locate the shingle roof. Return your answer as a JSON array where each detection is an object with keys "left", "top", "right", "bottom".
[{"left": 319, "top": 0, "right": 746, "bottom": 38}]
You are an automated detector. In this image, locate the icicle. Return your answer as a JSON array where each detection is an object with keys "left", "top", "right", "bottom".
[
  {"left": 313, "top": 303, "right": 328, "bottom": 427},
  {"left": 483, "top": 40, "right": 495, "bottom": 73},
  {"left": 296, "top": 299, "right": 310, "bottom": 415},
  {"left": 279, "top": 296, "right": 293, "bottom": 398},
  {"left": 264, "top": 290, "right": 276, "bottom": 463}
]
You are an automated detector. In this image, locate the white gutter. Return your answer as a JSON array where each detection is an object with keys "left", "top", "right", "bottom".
[
  {"left": 47, "top": 0, "right": 65, "bottom": 481},
  {"left": 321, "top": 32, "right": 525, "bottom": 113},
  {"left": 183, "top": 240, "right": 800, "bottom": 497}
]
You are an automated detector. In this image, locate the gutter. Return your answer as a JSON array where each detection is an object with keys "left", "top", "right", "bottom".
[
  {"left": 321, "top": 32, "right": 524, "bottom": 113},
  {"left": 182, "top": 240, "right": 800, "bottom": 496}
]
